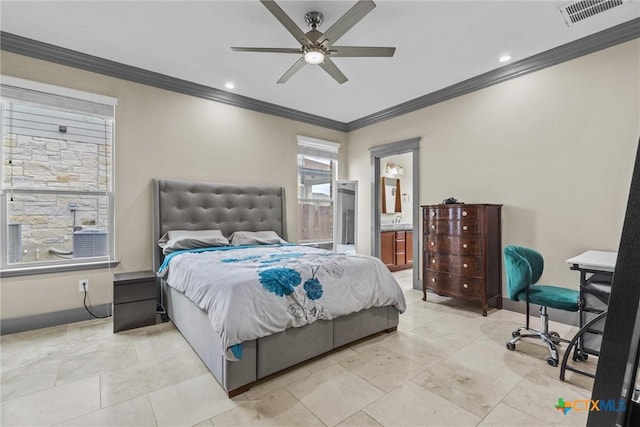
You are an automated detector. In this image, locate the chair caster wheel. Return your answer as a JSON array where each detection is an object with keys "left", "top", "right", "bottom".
[
  {"left": 573, "top": 352, "right": 588, "bottom": 362},
  {"left": 506, "top": 342, "right": 516, "bottom": 351},
  {"left": 547, "top": 357, "right": 558, "bottom": 367},
  {"left": 512, "top": 331, "right": 520, "bottom": 338}
]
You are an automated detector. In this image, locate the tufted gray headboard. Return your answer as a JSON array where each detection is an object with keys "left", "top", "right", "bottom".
[{"left": 152, "top": 179, "right": 287, "bottom": 271}]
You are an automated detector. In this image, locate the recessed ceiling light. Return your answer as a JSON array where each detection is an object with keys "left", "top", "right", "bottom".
[
  {"left": 499, "top": 54, "right": 512, "bottom": 63},
  {"left": 225, "top": 82, "right": 235, "bottom": 90}
]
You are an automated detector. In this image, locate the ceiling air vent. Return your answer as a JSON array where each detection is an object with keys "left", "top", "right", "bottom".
[{"left": 559, "top": 0, "right": 626, "bottom": 26}]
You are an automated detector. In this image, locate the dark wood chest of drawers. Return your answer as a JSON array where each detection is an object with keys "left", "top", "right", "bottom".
[{"left": 422, "top": 204, "right": 502, "bottom": 316}]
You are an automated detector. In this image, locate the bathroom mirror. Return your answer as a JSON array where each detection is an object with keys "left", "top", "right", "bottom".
[
  {"left": 381, "top": 177, "right": 401, "bottom": 214},
  {"left": 334, "top": 180, "right": 357, "bottom": 253}
]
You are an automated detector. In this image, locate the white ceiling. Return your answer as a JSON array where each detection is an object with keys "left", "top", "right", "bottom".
[{"left": 1, "top": 1, "right": 639, "bottom": 123}]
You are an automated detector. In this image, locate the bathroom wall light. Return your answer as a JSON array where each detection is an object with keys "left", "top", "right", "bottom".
[{"left": 385, "top": 162, "right": 404, "bottom": 176}]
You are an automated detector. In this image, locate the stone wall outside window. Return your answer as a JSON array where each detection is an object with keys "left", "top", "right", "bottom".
[{"left": 3, "top": 133, "right": 111, "bottom": 263}]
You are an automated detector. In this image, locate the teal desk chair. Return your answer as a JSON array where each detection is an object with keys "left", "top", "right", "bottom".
[{"left": 504, "top": 245, "right": 580, "bottom": 366}]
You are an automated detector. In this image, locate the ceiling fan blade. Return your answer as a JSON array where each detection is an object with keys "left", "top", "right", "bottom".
[
  {"left": 330, "top": 46, "right": 395, "bottom": 57},
  {"left": 319, "top": 57, "right": 348, "bottom": 84},
  {"left": 317, "top": 0, "right": 376, "bottom": 46},
  {"left": 260, "top": 0, "right": 312, "bottom": 46},
  {"left": 231, "top": 47, "right": 302, "bottom": 54},
  {"left": 277, "top": 57, "right": 306, "bottom": 84}
]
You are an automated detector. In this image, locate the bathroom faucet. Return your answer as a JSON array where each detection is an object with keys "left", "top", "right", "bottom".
[{"left": 395, "top": 215, "right": 402, "bottom": 223}]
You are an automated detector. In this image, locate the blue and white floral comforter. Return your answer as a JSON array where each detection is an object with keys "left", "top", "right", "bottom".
[{"left": 158, "top": 244, "right": 406, "bottom": 360}]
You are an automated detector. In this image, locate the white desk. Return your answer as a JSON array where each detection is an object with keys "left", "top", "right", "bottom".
[
  {"left": 566, "top": 250, "right": 617, "bottom": 273},
  {"left": 560, "top": 250, "right": 617, "bottom": 381}
]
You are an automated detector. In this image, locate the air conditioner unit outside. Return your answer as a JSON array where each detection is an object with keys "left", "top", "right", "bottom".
[
  {"left": 73, "top": 229, "right": 108, "bottom": 258},
  {"left": 7, "top": 223, "right": 22, "bottom": 263}
]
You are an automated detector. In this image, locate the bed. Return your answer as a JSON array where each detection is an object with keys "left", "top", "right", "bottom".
[{"left": 152, "top": 179, "right": 405, "bottom": 397}]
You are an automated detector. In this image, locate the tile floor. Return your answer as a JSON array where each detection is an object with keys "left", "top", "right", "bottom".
[{"left": 1, "top": 269, "right": 597, "bottom": 426}]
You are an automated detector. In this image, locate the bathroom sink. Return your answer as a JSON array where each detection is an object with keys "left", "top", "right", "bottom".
[
  {"left": 381, "top": 223, "right": 412, "bottom": 231},
  {"left": 393, "top": 223, "right": 412, "bottom": 230}
]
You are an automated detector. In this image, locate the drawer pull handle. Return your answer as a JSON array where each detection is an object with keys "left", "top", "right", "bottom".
[
  {"left": 431, "top": 212, "right": 436, "bottom": 217},
  {"left": 463, "top": 283, "right": 469, "bottom": 289},
  {"left": 431, "top": 225, "right": 435, "bottom": 229},
  {"left": 431, "top": 242, "right": 435, "bottom": 246},
  {"left": 432, "top": 278, "right": 436, "bottom": 282},
  {"left": 463, "top": 225, "right": 468, "bottom": 231},
  {"left": 432, "top": 259, "right": 436, "bottom": 264},
  {"left": 462, "top": 211, "right": 468, "bottom": 217},
  {"left": 463, "top": 243, "right": 468, "bottom": 249},
  {"left": 463, "top": 263, "right": 468, "bottom": 268}
]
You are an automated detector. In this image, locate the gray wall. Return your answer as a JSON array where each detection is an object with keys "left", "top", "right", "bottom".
[
  {"left": 348, "top": 39, "right": 639, "bottom": 291},
  {"left": 1, "top": 38, "right": 638, "bottom": 323},
  {"left": 0, "top": 50, "right": 348, "bottom": 320}
]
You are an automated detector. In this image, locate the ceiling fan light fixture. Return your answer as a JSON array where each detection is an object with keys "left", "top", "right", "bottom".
[
  {"left": 232, "top": 0, "right": 393, "bottom": 83},
  {"left": 304, "top": 48, "right": 325, "bottom": 64}
]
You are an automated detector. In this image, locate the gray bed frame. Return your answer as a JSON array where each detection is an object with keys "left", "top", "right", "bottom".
[{"left": 152, "top": 179, "right": 399, "bottom": 397}]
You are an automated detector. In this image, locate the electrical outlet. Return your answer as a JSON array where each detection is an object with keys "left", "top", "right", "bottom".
[{"left": 79, "top": 279, "right": 89, "bottom": 292}]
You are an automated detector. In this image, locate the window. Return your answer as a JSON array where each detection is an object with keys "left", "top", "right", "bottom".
[
  {"left": 1, "top": 76, "right": 117, "bottom": 276},
  {"left": 297, "top": 136, "right": 339, "bottom": 246}
]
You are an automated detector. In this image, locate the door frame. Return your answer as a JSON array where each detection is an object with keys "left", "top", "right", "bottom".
[{"left": 369, "top": 137, "right": 421, "bottom": 290}]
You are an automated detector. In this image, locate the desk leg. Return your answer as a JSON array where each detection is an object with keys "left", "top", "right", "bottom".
[{"left": 576, "top": 270, "right": 588, "bottom": 360}]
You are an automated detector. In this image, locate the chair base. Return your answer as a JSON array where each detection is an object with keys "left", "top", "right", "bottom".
[{"left": 506, "top": 306, "right": 570, "bottom": 367}]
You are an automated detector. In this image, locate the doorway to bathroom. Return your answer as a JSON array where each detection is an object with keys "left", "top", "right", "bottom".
[{"left": 369, "top": 137, "right": 420, "bottom": 290}]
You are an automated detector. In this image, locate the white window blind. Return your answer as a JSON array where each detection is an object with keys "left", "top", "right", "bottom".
[
  {"left": 1, "top": 75, "right": 116, "bottom": 117},
  {"left": 297, "top": 135, "right": 339, "bottom": 160}
]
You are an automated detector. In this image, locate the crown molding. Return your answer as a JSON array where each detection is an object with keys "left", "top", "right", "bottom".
[
  {"left": 346, "top": 17, "right": 640, "bottom": 131},
  {"left": 2, "top": 17, "right": 639, "bottom": 133},
  {"left": 0, "top": 31, "right": 347, "bottom": 132}
]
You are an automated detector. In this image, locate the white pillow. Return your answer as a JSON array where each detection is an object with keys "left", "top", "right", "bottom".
[
  {"left": 158, "top": 229, "right": 229, "bottom": 254},
  {"left": 230, "top": 231, "right": 287, "bottom": 246}
]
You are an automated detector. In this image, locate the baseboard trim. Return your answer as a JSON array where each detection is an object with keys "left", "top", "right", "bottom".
[
  {"left": 1, "top": 304, "right": 111, "bottom": 335},
  {"left": 500, "top": 297, "right": 580, "bottom": 327},
  {"left": 1, "top": 297, "right": 579, "bottom": 335}
]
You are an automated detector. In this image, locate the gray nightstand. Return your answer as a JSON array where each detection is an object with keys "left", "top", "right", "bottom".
[{"left": 113, "top": 271, "right": 157, "bottom": 332}]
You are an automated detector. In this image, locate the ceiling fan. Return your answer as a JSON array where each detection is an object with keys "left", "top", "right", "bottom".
[{"left": 231, "top": 0, "right": 396, "bottom": 84}]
